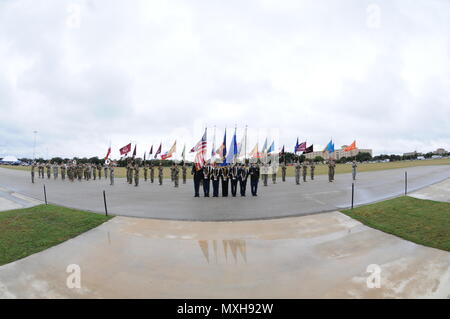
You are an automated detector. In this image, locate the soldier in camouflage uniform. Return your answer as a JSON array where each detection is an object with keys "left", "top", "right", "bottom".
[
  {"left": 46, "top": 162, "right": 51, "bottom": 179},
  {"left": 281, "top": 163, "right": 287, "bottom": 182},
  {"left": 53, "top": 163, "right": 58, "bottom": 179},
  {"left": 182, "top": 164, "right": 187, "bottom": 184},
  {"left": 173, "top": 164, "right": 180, "bottom": 188},
  {"left": 104, "top": 163, "right": 108, "bottom": 180},
  {"left": 110, "top": 163, "right": 115, "bottom": 186},
  {"left": 170, "top": 164, "right": 175, "bottom": 182},
  {"left": 295, "top": 161, "right": 301, "bottom": 185},
  {"left": 78, "top": 164, "right": 83, "bottom": 181},
  {"left": 61, "top": 163, "right": 66, "bottom": 180},
  {"left": 127, "top": 160, "right": 133, "bottom": 184},
  {"left": 97, "top": 164, "right": 102, "bottom": 180},
  {"left": 68, "top": 164, "right": 73, "bottom": 182},
  {"left": 150, "top": 163, "right": 155, "bottom": 183},
  {"left": 31, "top": 162, "right": 36, "bottom": 183},
  {"left": 85, "top": 164, "right": 90, "bottom": 180},
  {"left": 93, "top": 164, "right": 97, "bottom": 180},
  {"left": 38, "top": 163, "right": 43, "bottom": 179},
  {"left": 144, "top": 163, "right": 148, "bottom": 182},
  {"left": 302, "top": 161, "right": 308, "bottom": 182},
  {"left": 158, "top": 163, "right": 164, "bottom": 185},
  {"left": 328, "top": 159, "right": 335, "bottom": 182},
  {"left": 310, "top": 160, "right": 315, "bottom": 180},
  {"left": 271, "top": 165, "right": 277, "bottom": 184},
  {"left": 134, "top": 163, "right": 140, "bottom": 187},
  {"left": 262, "top": 163, "right": 268, "bottom": 186}
]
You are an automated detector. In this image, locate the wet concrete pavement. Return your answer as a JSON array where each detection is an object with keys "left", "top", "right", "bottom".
[
  {"left": 0, "top": 186, "right": 43, "bottom": 211},
  {"left": 0, "top": 212, "right": 449, "bottom": 298},
  {"left": 410, "top": 178, "right": 450, "bottom": 203},
  {"left": 1, "top": 165, "right": 450, "bottom": 221}
]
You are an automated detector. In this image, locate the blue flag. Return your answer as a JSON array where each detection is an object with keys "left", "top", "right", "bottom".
[
  {"left": 268, "top": 141, "right": 275, "bottom": 153},
  {"left": 325, "top": 140, "right": 335, "bottom": 153},
  {"left": 225, "top": 129, "right": 238, "bottom": 164}
]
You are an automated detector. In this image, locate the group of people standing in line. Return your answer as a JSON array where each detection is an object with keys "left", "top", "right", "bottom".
[
  {"left": 30, "top": 161, "right": 116, "bottom": 184},
  {"left": 29, "top": 159, "right": 359, "bottom": 196},
  {"left": 191, "top": 163, "right": 260, "bottom": 197},
  {"left": 125, "top": 160, "right": 188, "bottom": 187}
]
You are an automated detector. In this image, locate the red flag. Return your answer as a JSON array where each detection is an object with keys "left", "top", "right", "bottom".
[
  {"left": 344, "top": 141, "right": 356, "bottom": 152},
  {"left": 104, "top": 146, "right": 111, "bottom": 160},
  {"left": 120, "top": 143, "right": 131, "bottom": 156}
]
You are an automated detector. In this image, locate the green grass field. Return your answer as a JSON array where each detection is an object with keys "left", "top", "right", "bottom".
[
  {"left": 341, "top": 196, "right": 450, "bottom": 252},
  {"left": 2, "top": 158, "right": 450, "bottom": 179},
  {"left": 0, "top": 204, "right": 112, "bottom": 266}
]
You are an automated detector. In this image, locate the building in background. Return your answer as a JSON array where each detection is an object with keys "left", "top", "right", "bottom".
[
  {"left": 433, "top": 148, "right": 448, "bottom": 155},
  {"left": 304, "top": 145, "right": 373, "bottom": 161},
  {"left": 403, "top": 151, "right": 422, "bottom": 157}
]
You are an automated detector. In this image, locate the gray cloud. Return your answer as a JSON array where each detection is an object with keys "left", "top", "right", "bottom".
[{"left": 0, "top": 0, "right": 449, "bottom": 159}]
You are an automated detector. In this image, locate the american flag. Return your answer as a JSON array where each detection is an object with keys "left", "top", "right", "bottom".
[{"left": 194, "top": 129, "right": 207, "bottom": 170}]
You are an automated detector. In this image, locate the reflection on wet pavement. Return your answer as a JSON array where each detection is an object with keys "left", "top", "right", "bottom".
[
  {"left": 198, "top": 240, "right": 247, "bottom": 264},
  {"left": 0, "top": 212, "right": 449, "bottom": 298}
]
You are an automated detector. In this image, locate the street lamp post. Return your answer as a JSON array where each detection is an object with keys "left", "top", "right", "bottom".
[{"left": 33, "top": 131, "right": 38, "bottom": 160}]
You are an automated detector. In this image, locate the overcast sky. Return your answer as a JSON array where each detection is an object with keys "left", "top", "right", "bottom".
[{"left": 0, "top": 0, "right": 449, "bottom": 160}]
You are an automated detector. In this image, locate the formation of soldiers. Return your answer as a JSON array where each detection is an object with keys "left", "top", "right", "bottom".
[
  {"left": 30, "top": 158, "right": 358, "bottom": 195},
  {"left": 31, "top": 161, "right": 116, "bottom": 185},
  {"left": 124, "top": 160, "right": 189, "bottom": 188},
  {"left": 191, "top": 163, "right": 260, "bottom": 197}
]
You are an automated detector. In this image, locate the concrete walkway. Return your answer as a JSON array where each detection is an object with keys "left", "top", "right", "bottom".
[
  {"left": 0, "top": 212, "right": 449, "bottom": 298},
  {"left": 1, "top": 165, "right": 449, "bottom": 221},
  {"left": 0, "top": 186, "right": 43, "bottom": 212},
  {"left": 410, "top": 178, "right": 450, "bottom": 203},
  {"left": 1, "top": 167, "right": 449, "bottom": 298}
]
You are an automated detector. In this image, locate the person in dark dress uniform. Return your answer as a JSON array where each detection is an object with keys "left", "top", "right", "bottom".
[
  {"left": 249, "top": 163, "right": 260, "bottom": 196},
  {"left": 211, "top": 163, "right": 220, "bottom": 197},
  {"left": 191, "top": 164, "right": 203, "bottom": 197},
  {"left": 202, "top": 163, "right": 211, "bottom": 197},
  {"left": 238, "top": 164, "right": 249, "bottom": 196},
  {"left": 220, "top": 164, "right": 229, "bottom": 197},
  {"left": 230, "top": 164, "right": 239, "bottom": 197}
]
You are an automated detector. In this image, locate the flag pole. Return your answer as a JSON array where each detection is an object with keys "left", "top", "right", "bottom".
[{"left": 244, "top": 125, "right": 248, "bottom": 163}]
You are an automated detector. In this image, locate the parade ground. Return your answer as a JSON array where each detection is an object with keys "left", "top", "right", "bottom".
[
  {"left": 0, "top": 165, "right": 450, "bottom": 221},
  {"left": 0, "top": 164, "right": 449, "bottom": 298}
]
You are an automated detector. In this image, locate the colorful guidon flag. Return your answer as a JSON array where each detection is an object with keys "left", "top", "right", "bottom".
[
  {"left": 267, "top": 141, "right": 275, "bottom": 153},
  {"left": 250, "top": 143, "right": 259, "bottom": 159},
  {"left": 119, "top": 143, "right": 132, "bottom": 156},
  {"left": 323, "top": 140, "right": 335, "bottom": 154},
  {"left": 161, "top": 141, "right": 177, "bottom": 160},
  {"left": 304, "top": 145, "right": 314, "bottom": 154},
  {"left": 216, "top": 130, "right": 227, "bottom": 160},
  {"left": 154, "top": 143, "right": 162, "bottom": 159},
  {"left": 344, "top": 141, "right": 357, "bottom": 152},
  {"left": 225, "top": 128, "right": 238, "bottom": 164},
  {"left": 104, "top": 146, "right": 111, "bottom": 160}
]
